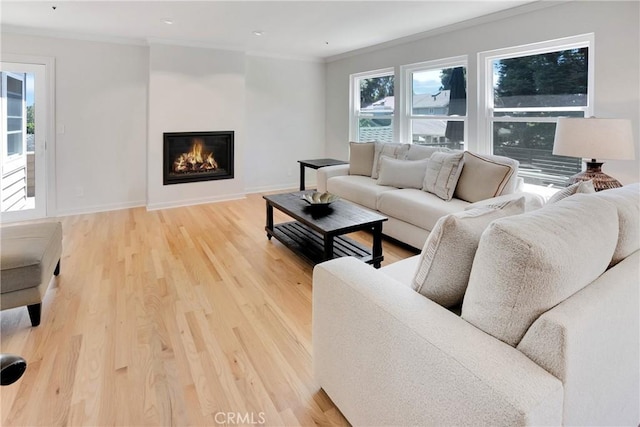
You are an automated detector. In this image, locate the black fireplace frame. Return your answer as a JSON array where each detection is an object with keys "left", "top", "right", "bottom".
[{"left": 163, "top": 131, "right": 234, "bottom": 185}]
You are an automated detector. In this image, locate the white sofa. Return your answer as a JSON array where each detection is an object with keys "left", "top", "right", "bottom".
[
  {"left": 317, "top": 143, "right": 543, "bottom": 249},
  {"left": 313, "top": 184, "right": 640, "bottom": 426}
]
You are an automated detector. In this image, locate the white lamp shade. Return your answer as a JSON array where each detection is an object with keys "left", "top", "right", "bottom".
[{"left": 553, "top": 118, "right": 635, "bottom": 160}]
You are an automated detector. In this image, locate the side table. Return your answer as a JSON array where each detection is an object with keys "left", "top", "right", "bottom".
[{"left": 298, "top": 158, "right": 348, "bottom": 191}]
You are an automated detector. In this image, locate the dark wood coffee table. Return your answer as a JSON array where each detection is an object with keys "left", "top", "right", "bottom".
[{"left": 264, "top": 192, "right": 387, "bottom": 268}]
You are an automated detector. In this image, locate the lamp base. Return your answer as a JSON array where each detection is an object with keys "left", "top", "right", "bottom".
[{"left": 567, "top": 160, "right": 622, "bottom": 192}]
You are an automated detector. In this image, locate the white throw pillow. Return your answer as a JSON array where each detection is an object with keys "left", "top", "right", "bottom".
[
  {"left": 349, "top": 141, "right": 376, "bottom": 177},
  {"left": 422, "top": 151, "right": 464, "bottom": 201},
  {"left": 547, "top": 179, "right": 595, "bottom": 203},
  {"left": 412, "top": 197, "right": 526, "bottom": 307},
  {"left": 371, "top": 142, "right": 410, "bottom": 179},
  {"left": 405, "top": 145, "right": 451, "bottom": 161},
  {"left": 461, "top": 194, "right": 619, "bottom": 347},
  {"left": 377, "top": 156, "right": 429, "bottom": 189}
]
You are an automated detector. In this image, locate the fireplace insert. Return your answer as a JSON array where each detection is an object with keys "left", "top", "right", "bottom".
[{"left": 163, "top": 131, "right": 234, "bottom": 185}]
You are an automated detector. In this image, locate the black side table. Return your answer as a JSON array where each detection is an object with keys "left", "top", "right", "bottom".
[{"left": 298, "top": 158, "right": 348, "bottom": 191}]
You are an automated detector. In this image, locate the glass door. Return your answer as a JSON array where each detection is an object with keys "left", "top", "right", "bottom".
[{"left": 1, "top": 62, "right": 47, "bottom": 222}]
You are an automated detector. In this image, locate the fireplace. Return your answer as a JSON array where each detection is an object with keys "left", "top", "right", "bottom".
[{"left": 163, "top": 131, "right": 234, "bottom": 185}]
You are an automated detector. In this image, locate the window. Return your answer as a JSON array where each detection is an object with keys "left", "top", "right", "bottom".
[
  {"left": 401, "top": 56, "right": 467, "bottom": 149},
  {"left": 350, "top": 68, "right": 394, "bottom": 143},
  {"left": 480, "top": 34, "right": 594, "bottom": 186}
]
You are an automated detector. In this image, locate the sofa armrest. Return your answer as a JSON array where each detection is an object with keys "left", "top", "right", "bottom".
[
  {"left": 316, "top": 164, "right": 350, "bottom": 193},
  {"left": 464, "top": 191, "right": 545, "bottom": 212},
  {"left": 313, "top": 257, "right": 563, "bottom": 426}
]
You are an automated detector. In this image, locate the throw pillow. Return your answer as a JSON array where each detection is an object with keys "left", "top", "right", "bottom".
[
  {"left": 377, "top": 156, "right": 429, "bottom": 189},
  {"left": 349, "top": 142, "right": 376, "bottom": 177},
  {"left": 371, "top": 142, "right": 410, "bottom": 179},
  {"left": 412, "top": 197, "right": 526, "bottom": 307},
  {"left": 422, "top": 151, "right": 464, "bottom": 201},
  {"left": 547, "top": 180, "right": 595, "bottom": 203},
  {"left": 454, "top": 152, "right": 518, "bottom": 203},
  {"left": 461, "top": 194, "right": 619, "bottom": 347}
]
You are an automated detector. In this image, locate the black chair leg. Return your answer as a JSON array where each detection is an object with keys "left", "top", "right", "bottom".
[
  {"left": 54, "top": 259, "right": 60, "bottom": 276},
  {"left": 27, "top": 304, "right": 41, "bottom": 327}
]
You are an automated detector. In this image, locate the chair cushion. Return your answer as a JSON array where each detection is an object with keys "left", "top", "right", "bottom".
[
  {"left": 455, "top": 152, "right": 519, "bottom": 203},
  {"left": 327, "top": 175, "right": 395, "bottom": 210},
  {"left": 461, "top": 195, "right": 619, "bottom": 346},
  {"left": 377, "top": 156, "right": 428, "bottom": 189},
  {"left": 349, "top": 141, "right": 375, "bottom": 177},
  {"left": 593, "top": 183, "right": 640, "bottom": 266},
  {"left": 422, "top": 151, "right": 464, "bottom": 201},
  {"left": 413, "top": 197, "right": 525, "bottom": 307},
  {"left": 377, "top": 189, "right": 469, "bottom": 232},
  {"left": 1, "top": 222, "right": 63, "bottom": 293}
]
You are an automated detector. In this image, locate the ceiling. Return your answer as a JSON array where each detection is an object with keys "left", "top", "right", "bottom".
[{"left": 1, "top": 1, "right": 538, "bottom": 60}]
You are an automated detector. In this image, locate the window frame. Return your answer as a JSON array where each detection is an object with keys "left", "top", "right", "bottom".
[
  {"left": 399, "top": 55, "right": 468, "bottom": 147},
  {"left": 477, "top": 34, "right": 595, "bottom": 184},
  {"left": 349, "top": 67, "right": 395, "bottom": 142}
]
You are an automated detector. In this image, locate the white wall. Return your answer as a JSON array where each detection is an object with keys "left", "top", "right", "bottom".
[
  {"left": 1, "top": 33, "right": 327, "bottom": 215},
  {"left": 325, "top": 1, "right": 640, "bottom": 185},
  {"left": 245, "top": 55, "right": 325, "bottom": 192},
  {"left": 146, "top": 44, "right": 246, "bottom": 209},
  {"left": 1, "top": 34, "right": 148, "bottom": 215}
]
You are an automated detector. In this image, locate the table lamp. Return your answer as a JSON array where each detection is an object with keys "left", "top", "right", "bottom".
[{"left": 553, "top": 117, "right": 635, "bottom": 191}]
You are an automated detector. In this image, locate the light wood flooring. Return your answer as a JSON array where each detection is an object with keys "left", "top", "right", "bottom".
[{"left": 0, "top": 193, "right": 415, "bottom": 426}]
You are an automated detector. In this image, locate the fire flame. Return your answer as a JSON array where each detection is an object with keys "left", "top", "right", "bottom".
[{"left": 174, "top": 138, "right": 218, "bottom": 173}]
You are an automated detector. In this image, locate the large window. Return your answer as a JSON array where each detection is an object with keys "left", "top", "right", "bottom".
[
  {"left": 401, "top": 57, "right": 467, "bottom": 150},
  {"left": 480, "top": 34, "right": 594, "bottom": 186},
  {"left": 350, "top": 69, "right": 394, "bottom": 143}
]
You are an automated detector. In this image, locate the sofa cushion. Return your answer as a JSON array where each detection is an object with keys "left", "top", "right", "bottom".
[
  {"left": 377, "top": 189, "right": 470, "bottom": 232},
  {"left": 422, "top": 151, "right": 465, "bottom": 201},
  {"left": 455, "top": 152, "right": 519, "bottom": 203},
  {"left": 377, "top": 156, "right": 429, "bottom": 189},
  {"left": 371, "top": 142, "right": 410, "bottom": 179},
  {"left": 547, "top": 180, "right": 595, "bottom": 203},
  {"left": 461, "top": 194, "right": 619, "bottom": 347},
  {"left": 349, "top": 141, "right": 375, "bottom": 177},
  {"left": 327, "top": 175, "right": 396, "bottom": 210},
  {"left": 405, "top": 144, "right": 451, "bottom": 161},
  {"left": 593, "top": 183, "right": 640, "bottom": 266},
  {"left": 413, "top": 197, "right": 525, "bottom": 308}
]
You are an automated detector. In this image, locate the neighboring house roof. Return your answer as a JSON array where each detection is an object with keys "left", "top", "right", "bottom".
[{"left": 413, "top": 90, "right": 450, "bottom": 109}]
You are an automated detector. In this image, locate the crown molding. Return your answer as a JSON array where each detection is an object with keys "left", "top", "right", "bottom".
[
  {"left": 325, "top": 1, "right": 569, "bottom": 63},
  {"left": 1, "top": 24, "right": 147, "bottom": 46}
]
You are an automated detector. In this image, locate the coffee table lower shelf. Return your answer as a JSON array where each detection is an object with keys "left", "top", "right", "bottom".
[{"left": 267, "top": 221, "right": 376, "bottom": 265}]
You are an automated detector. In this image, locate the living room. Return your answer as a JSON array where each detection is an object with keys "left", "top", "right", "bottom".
[{"left": 1, "top": 1, "right": 639, "bottom": 425}]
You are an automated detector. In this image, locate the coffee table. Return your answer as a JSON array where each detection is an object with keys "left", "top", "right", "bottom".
[{"left": 264, "top": 191, "right": 388, "bottom": 268}]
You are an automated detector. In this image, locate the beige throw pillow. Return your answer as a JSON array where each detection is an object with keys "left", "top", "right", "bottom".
[
  {"left": 405, "top": 145, "right": 451, "bottom": 161},
  {"left": 412, "top": 197, "right": 525, "bottom": 307},
  {"left": 371, "top": 142, "right": 410, "bottom": 179},
  {"left": 349, "top": 142, "right": 376, "bottom": 176},
  {"left": 377, "top": 156, "right": 429, "bottom": 189},
  {"left": 422, "top": 151, "right": 464, "bottom": 201},
  {"left": 454, "top": 152, "right": 518, "bottom": 203},
  {"left": 461, "top": 194, "right": 619, "bottom": 347},
  {"left": 547, "top": 180, "right": 595, "bottom": 203}
]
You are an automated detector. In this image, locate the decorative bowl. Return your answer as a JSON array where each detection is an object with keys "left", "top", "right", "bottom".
[{"left": 301, "top": 191, "right": 340, "bottom": 206}]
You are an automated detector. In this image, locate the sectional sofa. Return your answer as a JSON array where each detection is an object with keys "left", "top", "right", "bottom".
[
  {"left": 317, "top": 142, "right": 543, "bottom": 249},
  {"left": 313, "top": 183, "right": 640, "bottom": 425}
]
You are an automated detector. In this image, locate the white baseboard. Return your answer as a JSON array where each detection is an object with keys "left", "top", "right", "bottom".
[
  {"left": 245, "top": 181, "right": 316, "bottom": 194},
  {"left": 145, "top": 192, "right": 246, "bottom": 211},
  {"left": 54, "top": 200, "right": 146, "bottom": 217}
]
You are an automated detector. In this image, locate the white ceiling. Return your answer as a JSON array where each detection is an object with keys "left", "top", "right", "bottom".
[{"left": 1, "top": 1, "right": 537, "bottom": 60}]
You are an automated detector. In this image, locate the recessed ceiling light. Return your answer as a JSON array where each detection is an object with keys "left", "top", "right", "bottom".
[
  {"left": 252, "top": 30, "right": 265, "bottom": 36},
  {"left": 163, "top": 19, "right": 173, "bottom": 25}
]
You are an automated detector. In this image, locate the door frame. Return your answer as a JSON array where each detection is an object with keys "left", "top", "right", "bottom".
[{"left": 1, "top": 54, "right": 56, "bottom": 222}]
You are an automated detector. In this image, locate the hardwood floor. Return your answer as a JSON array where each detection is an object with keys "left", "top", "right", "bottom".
[{"left": 0, "top": 193, "right": 415, "bottom": 426}]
